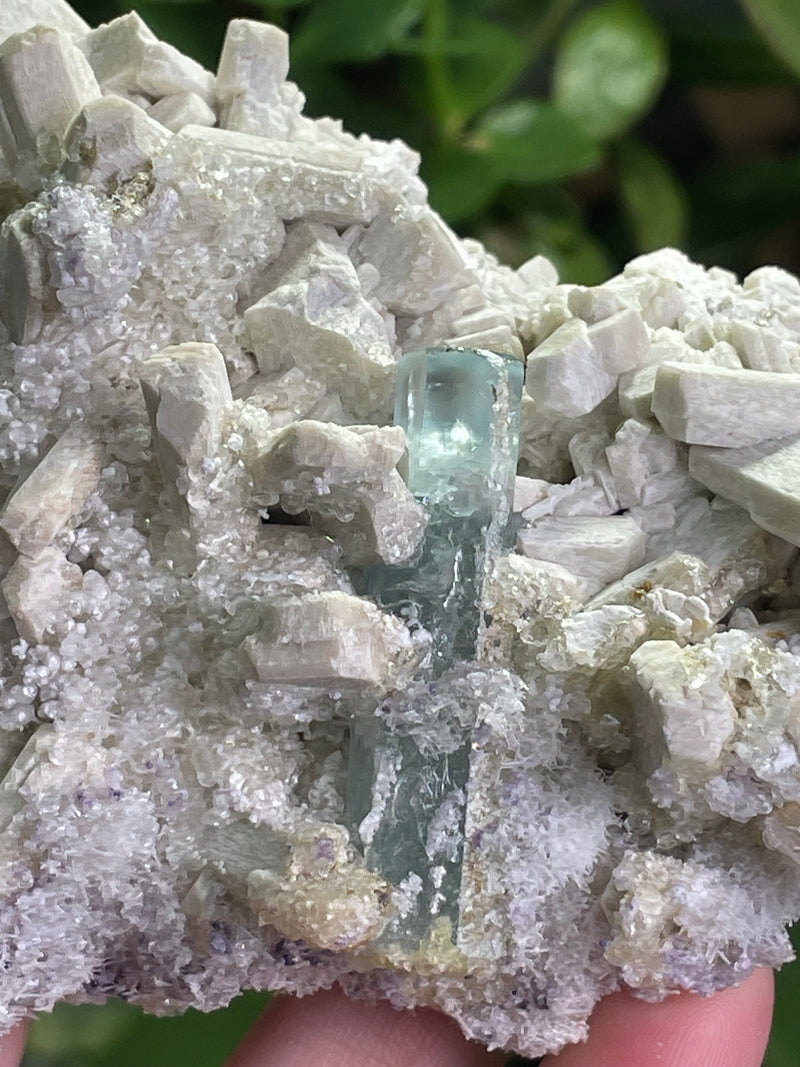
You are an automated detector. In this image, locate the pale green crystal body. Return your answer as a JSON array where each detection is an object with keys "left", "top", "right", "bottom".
[
  {"left": 348, "top": 348, "right": 524, "bottom": 940},
  {"left": 398, "top": 347, "right": 522, "bottom": 516},
  {"left": 360, "top": 347, "right": 524, "bottom": 668}
]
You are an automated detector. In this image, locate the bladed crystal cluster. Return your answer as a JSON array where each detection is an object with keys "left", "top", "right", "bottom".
[{"left": 3, "top": 1, "right": 800, "bottom": 1057}]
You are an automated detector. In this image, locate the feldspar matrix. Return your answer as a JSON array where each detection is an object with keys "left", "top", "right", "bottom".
[{"left": 3, "top": 0, "right": 800, "bottom": 1057}]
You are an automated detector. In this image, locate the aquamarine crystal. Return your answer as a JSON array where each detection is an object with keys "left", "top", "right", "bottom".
[
  {"left": 360, "top": 347, "right": 524, "bottom": 668},
  {"left": 348, "top": 348, "right": 523, "bottom": 941},
  {"left": 398, "top": 347, "right": 522, "bottom": 515}
]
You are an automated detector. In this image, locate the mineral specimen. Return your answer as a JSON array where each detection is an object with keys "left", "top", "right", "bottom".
[{"left": 3, "top": 1, "right": 800, "bottom": 1059}]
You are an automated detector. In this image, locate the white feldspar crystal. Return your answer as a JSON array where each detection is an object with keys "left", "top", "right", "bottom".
[
  {"left": 247, "top": 853, "right": 391, "bottom": 952},
  {"left": 605, "top": 418, "right": 697, "bottom": 511},
  {"left": 525, "top": 308, "right": 648, "bottom": 419},
  {"left": 729, "top": 318, "right": 800, "bottom": 373},
  {"left": 0, "top": 0, "right": 88, "bottom": 41},
  {"left": 586, "top": 552, "right": 716, "bottom": 643},
  {"left": 690, "top": 436, "right": 800, "bottom": 548},
  {"left": 588, "top": 307, "right": 650, "bottom": 374},
  {"left": 4, "top": 3, "right": 800, "bottom": 1059},
  {"left": 512, "top": 475, "right": 550, "bottom": 513},
  {"left": 0, "top": 25, "right": 100, "bottom": 188},
  {"left": 0, "top": 211, "right": 48, "bottom": 344},
  {"left": 602, "top": 849, "right": 793, "bottom": 996},
  {"left": 0, "top": 426, "right": 103, "bottom": 558},
  {"left": 139, "top": 342, "right": 233, "bottom": 492},
  {"left": 520, "top": 390, "right": 621, "bottom": 483},
  {"left": 519, "top": 474, "right": 617, "bottom": 525},
  {"left": 242, "top": 590, "right": 416, "bottom": 692},
  {"left": 241, "top": 824, "right": 391, "bottom": 954},
  {"left": 147, "top": 91, "right": 216, "bottom": 134},
  {"left": 157, "top": 124, "right": 394, "bottom": 228},
  {"left": 524, "top": 321, "right": 598, "bottom": 418},
  {"left": 479, "top": 554, "right": 585, "bottom": 669},
  {"left": 617, "top": 327, "right": 741, "bottom": 422},
  {"left": 1, "top": 547, "right": 83, "bottom": 644},
  {"left": 62, "top": 94, "right": 170, "bottom": 187},
  {"left": 78, "top": 12, "right": 215, "bottom": 105},
  {"left": 444, "top": 307, "right": 522, "bottom": 360},
  {"left": 517, "top": 515, "right": 646, "bottom": 595},
  {"left": 244, "top": 221, "right": 396, "bottom": 417},
  {"left": 629, "top": 639, "right": 737, "bottom": 770},
  {"left": 538, "top": 605, "right": 649, "bottom": 673},
  {"left": 652, "top": 362, "right": 800, "bottom": 447},
  {"left": 216, "top": 19, "right": 300, "bottom": 139},
  {"left": 669, "top": 499, "right": 798, "bottom": 621},
  {"left": 568, "top": 430, "right": 620, "bottom": 510},
  {"left": 526, "top": 319, "right": 612, "bottom": 418},
  {"left": 353, "top": 202, "right": 471, "bottom": 316},
  {"left": 627, "top": 630, "right": 800, "bottom": 831},
  {"left": 253, "top": 419, "right": 427, "bottom": 565},
  {"left": 236, "top": 367, "right": 329, "bottom": 428}
]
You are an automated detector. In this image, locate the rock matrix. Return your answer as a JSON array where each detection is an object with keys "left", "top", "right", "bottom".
[{"left": 2, "top": 1, "right": 800, "bottom": 1057}]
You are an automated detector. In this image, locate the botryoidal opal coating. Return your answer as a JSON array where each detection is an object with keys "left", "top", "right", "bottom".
[{"left": 2, "top": 2, "right": 800, "bottom": 1057}]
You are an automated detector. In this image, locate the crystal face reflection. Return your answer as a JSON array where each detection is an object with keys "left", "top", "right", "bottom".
[
  {"left": 397, "top": 346, "right": 524, "bottom": 518},
  {"left": 348, "top": 347, "right": 524, "bottom": 943},
  {"left": 360, "top": 347, "right": 524, "bottom": 669}
]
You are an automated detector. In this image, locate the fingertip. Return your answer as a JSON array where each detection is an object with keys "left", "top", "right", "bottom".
[
  {"left": 542, "top": 968, "right": 774, "bottom": 1067},
  {"left": 0, "top": 1022, "right": 28, "bottom": 1067},
  {"left": 225, "top": 986, "right": 507, "bottom": 1067}
]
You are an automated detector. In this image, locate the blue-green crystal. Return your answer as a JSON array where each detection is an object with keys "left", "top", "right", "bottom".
[
  {"left": 360, "top": 347, "right": 523, "bottom": 671},
  {"left": 348, "top": 348, "right": 523, "bottom": 943}
]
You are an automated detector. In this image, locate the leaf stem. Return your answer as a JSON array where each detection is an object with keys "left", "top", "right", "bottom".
[{"left": 423, "top": 0, "right": 457, "bottom": 141}]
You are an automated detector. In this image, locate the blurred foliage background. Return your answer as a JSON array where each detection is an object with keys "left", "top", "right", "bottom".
[{"left": 21, "top": 0, "right": 800, "bottom": 1063}]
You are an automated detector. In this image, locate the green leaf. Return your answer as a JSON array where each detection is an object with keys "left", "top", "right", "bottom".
[
  {"left": 298, "top": 61, "right": 420, "bottom": 146},
  {"left": 248, "top": 0, "right": 312, "bottom": 9},
  {"left": 552, "top": 0, "right": 668, "bottom": 141},
  {"left": 27, "top": 992, "right": 270, "bottom": 1067},
  {"left": 28, "top": 1001, "right": 136, "bottom": 1059},
  {"left": 492, "top": 185, "right": 614, "bottom": 282},
  {"left": 291, "top": 0, "right": 425, "bottom": 64},
  {"left": 424, "top": 144, "right": 501, "bottom": 223},
  {"left": 741, "top": 0, "right": 800, "bottom": 80},
  {"left": 689, "top": 154, "right": 800, "bottom": 265},
  {"left": 444, "top": 18, "right": 529, "bottom": 128},
  {"left": 766, "top": 929, "right": 800, "bottom": 1067},
  {"left": 480, "top": 206, "right": 612, "bottom": 283},
  {"left": 472, "top": 99, "right": 602, "bottom": 183},
  {"left": 667, "top": 13, "right": 791, "bottom": 86},
  {"left": 397, "top": 18, "right": 528, "bottom": 128},
  {"left": 614, "top": 139, "right": 688, "bottom": 252},
  {"left": 528, "top": 216, "right": 612, "bottom": 285}
]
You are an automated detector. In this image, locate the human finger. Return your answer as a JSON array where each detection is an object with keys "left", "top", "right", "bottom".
[
  {"left": 541, "top": 967, "right": 774, "bottom": 1067},
  {"left": 225, "top": 986, "right": 508, "bottom": 1067},
  {"left": 0, "top": 1024, "right": 27, "bottom": 1067}
]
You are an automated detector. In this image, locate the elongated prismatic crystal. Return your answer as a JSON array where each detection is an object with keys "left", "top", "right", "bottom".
[{"left": 348, "top": 347, "right": 524, "bottom": 943}]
